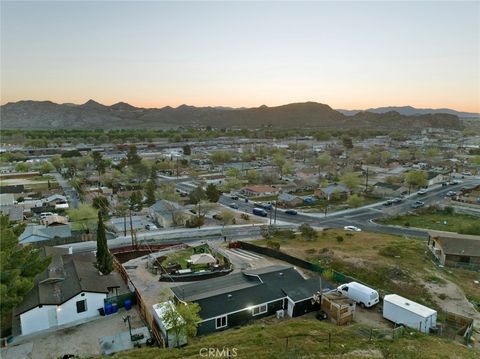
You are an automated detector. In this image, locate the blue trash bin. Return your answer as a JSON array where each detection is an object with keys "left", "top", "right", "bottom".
[
  {"left": 124, "top": 299, "right": 132, "bottom": 311},
  {"left": 112, "top": 303, "right": 118, "bottom": 313},
  {"left": 105, "top": 303, "right": 113, "bottom": 315}
]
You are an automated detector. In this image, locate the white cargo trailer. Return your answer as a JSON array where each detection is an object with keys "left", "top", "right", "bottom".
[
  {"left": 383, "top": 294, "right": 437, "bottom": 333},
  {"left": 337, "top": 282, "right": 379, "bottom": 308}
]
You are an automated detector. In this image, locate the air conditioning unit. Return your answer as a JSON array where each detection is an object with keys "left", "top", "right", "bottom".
[{"left": 276, "top": 309, "right": 285, "bottom": 319}]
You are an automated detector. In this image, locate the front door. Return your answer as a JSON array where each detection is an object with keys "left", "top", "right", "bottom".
[{"left": 47, "top": 307, "right": 58, "bottom": 328}]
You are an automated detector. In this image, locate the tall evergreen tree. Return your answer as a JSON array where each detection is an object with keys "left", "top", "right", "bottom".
[
  {"left": 205, "top": 183, "right": 220, "bottom": 203},
  {"left": 96, "top": 212, "right": 113, "bottom": 275},
  {"left": 145, "top": 180, "right": 157, "bottom": 206}
]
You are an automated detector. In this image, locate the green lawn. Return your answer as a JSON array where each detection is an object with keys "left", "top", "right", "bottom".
[
  {"left": 378, "top": 212, "right": 480, "bottom": 234},
  {"left": 111, "top": 317, "right": 476, "bottom": 359}
]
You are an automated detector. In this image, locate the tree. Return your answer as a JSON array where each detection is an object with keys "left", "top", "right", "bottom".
[
  {"left": 347, "top": 194, "right": 362, "bottom": 208},
  {"left": 340, "top": 172, "right": 360, "bottom": 193},
  {"left": 189, "top": 185, "right": 206, "bottom": 205},
  {"left": 92, "top": 196, "right": 110, "bottom": 217},
  {"left": 399, "top": 149, "right": 411, "bottom": 162},
  {"left": 129, "top": 191, "right": 143, "bottom": 210},
  {"left": 15, "top": 162, "right": 30, "bottom": 172},
  {"left": 95, "top": 212, "right": 113, "bottom": 275},
  {"left": 38, "top": 162, "right": 55, "bottom": 174},
  {"left": 162, "top": 302, "right": 201, "bottom": 347},
  {"left": 91, "top": 151, "right": 106, "bottom": 174},
  {"left": 182, "top": 144, "right": 192, "bottom": 156},
  {"left": 126, "top": 145, "right": 142, "bottom": 166},
  {"left": 341, "top": 135, "right": 353, "bottom": 150},
  {"left": 205, "top": 183, "right": 221, "bottom": 203},
  {"left": 68, "top": 204, "right": 98, "bottom": 230},
  {"left": 0, "top": 216, "right": 51, "bottom": 330},
  {"left": 145, "top": 180, "right": 157, "bottom": 206},
  {"left": 404, "top": 170, "right": 427, "bottom": 192},
  {"left": 220, "top": 209, "right": 235, "bottom": 225},
  {"left": 299, "top": 223, "right": 316, "bottom": 240},
  {"left": 272, "top": 153, "right": 286, "bottom": 178}
]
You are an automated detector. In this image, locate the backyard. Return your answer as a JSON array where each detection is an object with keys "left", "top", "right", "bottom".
[{"left": 161, "top": 244, "right": 227, "bottom": 271}]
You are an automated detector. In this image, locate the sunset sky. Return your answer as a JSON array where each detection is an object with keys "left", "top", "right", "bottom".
[{"left": 1, "top": 1, "right": 479, "bottom": 112}]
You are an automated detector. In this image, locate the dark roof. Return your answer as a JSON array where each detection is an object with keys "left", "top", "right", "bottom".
[
  {"left": 429, "top": 231, "right": 480, "bottom": 257},
  {"left": 374, "top": 182, "right": 401, "bottom": 190},
  {"left": 15, "top": 251, "right": 126, "bottom": 315},
  {"left": 173, "top": 265, "right": 327, "bottom": 320}
]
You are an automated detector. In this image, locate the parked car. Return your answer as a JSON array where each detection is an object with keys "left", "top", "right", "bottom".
[
  {"left": 344, "top": 225, "right": 361, "bottom": 232},
  {"left": 145, "top": 224, "right": 158, "bottom": 231},
  {"left": 417, "top": 189, "right": 427, "bottom": 195},
  {"left": 383, "top": 200, "right": 393, "bottom": 206},
  {"left": 411, "top": 200, "right": 425, "bottom": 209},
  {"left": 441, "top": 182, "right": 448, "bottom": 187},
  {"left": 229, "top": 203, "right": 239, "bottom": 209},
  {"left": 285, "top": 209, "right": 298, "bottom": 215},
  {"left": 337, "top": 282, "right": 379, "bottom": 308},
  {"left": 392, "top": 198, "right": 403, "bottom": 204},
  {"left": 252, "top": 207, "right": 268, "bottom": 217},
  {"left": 446, "top": 191, "right": 457, "bottom": 197},
  {"left": 230, "top": 195, "right": 239, "bottom": 200}
]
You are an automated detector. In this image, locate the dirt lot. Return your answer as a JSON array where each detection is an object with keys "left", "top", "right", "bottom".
[{"left": 3, "top": 308, "right": 144, "bottom": 359}]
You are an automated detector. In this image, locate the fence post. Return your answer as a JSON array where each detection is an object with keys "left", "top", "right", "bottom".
[
  {"left": 328, "top": 332, "right": 331, "bottom": 349},
  {"left": 285, "top": 336, "right": 289, "bottom": 350}
]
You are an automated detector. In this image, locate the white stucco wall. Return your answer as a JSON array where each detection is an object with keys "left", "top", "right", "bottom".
[
  {"left": 20, "top": 305, "right": 56, "bottom": 335},
  {"left": 56, "top": 292, "right": 106, "bottom": 326}
]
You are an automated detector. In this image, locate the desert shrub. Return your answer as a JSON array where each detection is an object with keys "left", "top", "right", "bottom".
[
  {"left": 266, "top": 240, "right": 280, "bottom": 251},
  {"left": 378, "top": 245, "right": 398, "bottom": 257},
  {"left": 322, "top": 268, "right": 335, "bottom": 282},
  {"left": 299, "top": 223, "right": 317, "bottom": 240},
  {"left": 404, "top": 222, "right": 410, "bottom": 227},
  {"left": 443, "top": 206, "right": 454, "bottom": 215},
  {"left": 275, "top": 229, "right": 296, "bottom": 240},
  {"left": 336, "top": 235, "right": 344, "bottom": 243},
  {"left": 305, "top": 248, "right": 316, "bottom": 254},
  {"left": 240, "top": 213, "right": 250, "bottom": 220}
]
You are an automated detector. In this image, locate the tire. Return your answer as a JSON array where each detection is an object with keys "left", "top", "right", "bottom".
[{"left": 360, "top": 302, "right": 365, "bottom": 309}]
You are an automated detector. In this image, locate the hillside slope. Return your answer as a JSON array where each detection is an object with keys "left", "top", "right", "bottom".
[{"left": 0, "top": 100, "right": 464, "bottom": 130}]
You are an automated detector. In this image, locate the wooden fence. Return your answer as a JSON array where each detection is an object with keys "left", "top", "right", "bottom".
[{"left": 113, "top": 256, "right": 165, "bottom": 348}]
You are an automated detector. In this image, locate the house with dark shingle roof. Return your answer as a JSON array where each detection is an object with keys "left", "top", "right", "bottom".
[
  {"left": 172, "top": 265, "right": 331, "bottom": 335},
  {"left": 428, "top": 230, "right": 480, "bottom": 271},
  {"left": 19, "top": 223, "right": 72, "bottom": 244},
  {"left": 14, "top": 249, "right": 128, "bottom": 336}
]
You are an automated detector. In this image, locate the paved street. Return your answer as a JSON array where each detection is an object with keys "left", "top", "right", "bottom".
[{"left": 51, "top": 172, "right": 80, "bottom": 209}]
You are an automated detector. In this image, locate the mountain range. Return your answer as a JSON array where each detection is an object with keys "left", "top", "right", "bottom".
[
  {"left": 336, "top": 105, "right": 479, "bottom": 118},
  {"left": 0, "top": 100, "right": 466, "bottom": 130}
]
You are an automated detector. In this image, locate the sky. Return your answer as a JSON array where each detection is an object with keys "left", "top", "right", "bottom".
[{"left": 1, "top": 1, "right": 479, "bottom": 112}]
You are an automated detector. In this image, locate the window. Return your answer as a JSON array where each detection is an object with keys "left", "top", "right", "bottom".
[
  {"left": 76, "top": 299, "right": 87, "bottom": 313},
  {"left": 215, "top": 316, "right": 227, "bottom": 329},
  {"left": 252, "top": 304, "right": 268, "bottom": 316}
]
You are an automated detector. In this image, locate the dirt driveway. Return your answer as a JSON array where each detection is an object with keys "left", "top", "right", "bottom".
[{"left": 3, "top": 308, "right": 144, "bottom": 359}]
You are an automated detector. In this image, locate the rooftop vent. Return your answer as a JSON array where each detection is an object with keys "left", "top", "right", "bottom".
[{"left": 227, "top": 294, "right": 233, "bottom": 300}]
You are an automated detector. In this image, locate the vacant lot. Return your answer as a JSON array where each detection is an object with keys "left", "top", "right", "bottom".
[
  {"left": 378, "top": 211, "right": 480, "bottom": 235},
  {"left": 113, "top": 317, "right": 476, "bottom": 359}
]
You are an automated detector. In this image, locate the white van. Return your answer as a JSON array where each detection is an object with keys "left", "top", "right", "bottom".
[{"left": 337, "top": 282, "right": 379, "bottom": 308}]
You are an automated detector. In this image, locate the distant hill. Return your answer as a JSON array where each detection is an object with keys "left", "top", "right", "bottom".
[
  {"left": 0, "top": 100, "right": 464, "bottom": 130},
  {"left": 336, "top": 105, "right": 479, "bottom": 118}
]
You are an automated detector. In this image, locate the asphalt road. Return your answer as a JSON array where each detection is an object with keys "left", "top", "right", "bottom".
[
  {"left": 51, "top": 172, "right": 80, "bottom": 209},
  {"left": 177, "top": 178, "right": 480, "bottom": 240}
]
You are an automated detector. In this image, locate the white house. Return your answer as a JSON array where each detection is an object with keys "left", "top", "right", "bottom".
[{"left": 14, "top": 248, "right": 128, "bottom": 336}]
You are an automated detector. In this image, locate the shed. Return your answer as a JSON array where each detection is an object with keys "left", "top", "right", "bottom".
[{"left": 321, "top": 291, "right": 356, "bottom": 325}]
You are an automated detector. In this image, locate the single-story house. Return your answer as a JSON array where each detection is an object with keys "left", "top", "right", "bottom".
[
  {"left": 372, "top": 182, "right": 403, "bottom": 197},
  {"left": 427, "top": 230, "right": 480, "bottom": 271},
  {"left": 172, "top": 265, "right": 329, "bottom": 335},
  {"left": 277, "top": 193, "right": 303, "bottom": 208},
  {"left": 426, "top": 171, "right": 448, "bottom": 187},
  {"left": 108, "top": 215, "right": 150, "bottom": 234},
  {"left": 149, "top": 200, "right": 190, "bottom": 228},
  {"left": 14, "top": 249, "right": 128, "bottom": 336},
  {"left": 0, "top": 205, "right": 24, "bottom": 222},
  {"left": 19, "top": 223, "right": 71, "bottom": 244},
  {"left": 44, "top": 194, "right": 68, "bottom": 205},
  {"left": 0, "top": 193, "right": 15, "bottom": 207},
  {"left": 314, "top": 184, "right": 349, "bottom": 200},
  {"left": 241, "top": 185, "right": 279, "bottom": 198},
  {"left": 42, "top": 214, "right": 69, "bottom": 227}
]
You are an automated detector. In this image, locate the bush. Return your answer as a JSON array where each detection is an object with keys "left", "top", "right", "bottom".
[
  {"left": 443, "top": 206, "right": 455, "bottom": 215},
  {"left": 305, "top": 248, "right": 316, "bottom": 254},
  {"left": 185, "top": 216, "right": 205, "bottom": 228},
  {"left": 299, "top": 223, "right": 317, "bottom": 240},
  {"left": 240, "top": 213, "right": 250, "bottom": 220},
  {"left": 276, "top": 229, "right": 296, "bottom": 240},
  {"left": 378, "top": 245, "right": 399, "bottom": 258},
  {"left": 459, "top": 223, "right": 480, "bottom": 235},
  {"left": 404, "top": 222, "right": 410, "bottom": 227},
  {"left": 266, "top": 240, "right": 280, "bottom": 251},
  {"left": 438, "top": 293, "right": 447, "bottom": 300},
  {"left": 322, "top": 268, "right": 335, "bottom": 282},
  {"left": 336, "top": 235, "right": 344, "bottom": 243}
]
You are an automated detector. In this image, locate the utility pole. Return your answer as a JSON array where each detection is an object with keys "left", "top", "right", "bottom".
[
  {"left": 129, "top": 210, "right": 137, "bottom": 249},
  {"left": 273, "top": 196, "right": 278, "bottom": 225},
  {"left": 365, "top": 167, "right": 369, "bottom": 191}
]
